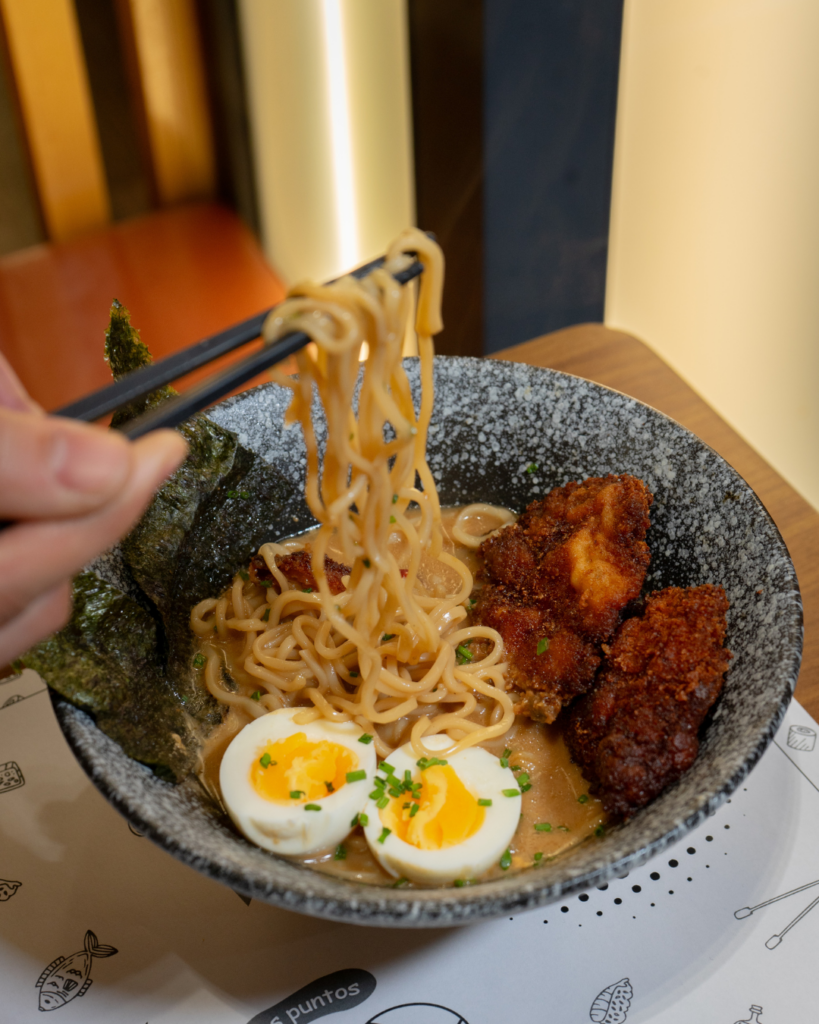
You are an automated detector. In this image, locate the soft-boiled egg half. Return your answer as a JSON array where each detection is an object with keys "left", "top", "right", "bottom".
[
  {"left": 220, "top": 707, "right": 377, "bottom": 855},
  {"left": 361, "top": 735, "right": 521, "bottom": 885}
]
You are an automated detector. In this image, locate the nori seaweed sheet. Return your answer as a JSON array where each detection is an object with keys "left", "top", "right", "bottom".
[{"left": 24, "top": 301, "right": 293, "bottom": 781}]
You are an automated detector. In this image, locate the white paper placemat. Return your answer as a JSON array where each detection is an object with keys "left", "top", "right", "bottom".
[{"left": 1, "top": 668, "right": 815, "bottom": 1024}]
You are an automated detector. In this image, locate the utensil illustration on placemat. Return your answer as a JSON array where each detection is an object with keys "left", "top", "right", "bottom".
[
  {"left": 589, "top": 977, "right": 633, "bottom": 1023},
  {"left": 0, "top": 878, "right": 21, "bottom": 901},
  {"left": 35, "top": 930, "right": 117, "bottom": 1012},
  {"left": 787, "top": 725, "right": 816, "bottom": 751},
  {"left": 735, "top": 878, "right": 819, "bottom": 949},
  {"left": 1, "top": 689, "right": 46, "bottom": 711},
  {"left": 0, "top": 761, "right": 24, "bottom": 794},
  {"left": 366, "top": 1005, "right": 468, "bottom": 1024}
]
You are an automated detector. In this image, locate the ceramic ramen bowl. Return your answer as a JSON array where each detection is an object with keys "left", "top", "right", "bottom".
[{"left": 51, "top": 357, "right": 803, "bottom": 927}]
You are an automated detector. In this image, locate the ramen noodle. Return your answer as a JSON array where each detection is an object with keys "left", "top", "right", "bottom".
[{"left": 191, "top": 230, "right": 515, "bottom": 760}]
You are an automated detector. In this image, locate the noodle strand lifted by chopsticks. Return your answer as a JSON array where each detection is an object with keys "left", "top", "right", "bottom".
[{"left": 190, "top": 230, "right": 514, "bottom": 758}]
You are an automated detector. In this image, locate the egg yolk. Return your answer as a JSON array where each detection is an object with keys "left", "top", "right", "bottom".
[
  {"left": 250, "top": 733, "right": 357, "bottom": 803},
  {"left": 381, "top": 765, "right": 485, "bottom": 850}
]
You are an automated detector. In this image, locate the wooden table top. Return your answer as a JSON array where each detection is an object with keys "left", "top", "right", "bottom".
[{"left": 496, "top": 324, "right": 819, "bottom": 721}]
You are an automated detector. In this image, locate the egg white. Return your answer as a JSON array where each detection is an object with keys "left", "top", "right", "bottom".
[
  {"left": 362, "top": 735, "right": 521, "bottom": 885},
  {"left": 219, "top": 707, "right": 376, "bottom": 855}
]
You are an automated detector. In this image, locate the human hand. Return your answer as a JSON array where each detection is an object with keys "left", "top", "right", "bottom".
[{"left": 0, "top": 353, "right": 187, "bottom": 665}]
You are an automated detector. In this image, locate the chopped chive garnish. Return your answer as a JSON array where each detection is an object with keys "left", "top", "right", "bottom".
[
  {"left": 578, "top": 793, "right": 589, "bottom": 804},
  {"left": 350, "top": 670, "right": 360, "bottom": 679},
  {"left": 499, "top": 849, "right": 512, "bottom": 870},
  {"left": 302, "top": 587, "right": 313, "bottom": 593},
  {"left": 503, "top": 748, "right": 512, "bottom": 758},
  {"left": 417, "top": 757, "right": 448, "bottom": 770},
  {"left": 534, "top": 852, "right": 544, "bottom": 863},
  {"left": 376, "top": 795, "right": 390, "bottom": 809},
  {"left": 259, "top": 752, "right": 272, "bottom": 768},
  {"left": 239, "top": 569, "right": 250, "bottom": 581},
  {"left": 526, "top": 463, "right": 538, "bottom": 475},
  {"left": 358, "top": 732, "right": 372, "bottom": 743},
  {"left": 478, "top": 798, "right": 492, "bottom": 807},
  {"left": 502, "top": 788, "right": 520, "bottom": 798},
  {"left": 260, "top": 580, "right": 273, "bottom": 588},
  {"left": 250, "top": 691, "right": 262, "bottom": 701},
  {"left": 363, "top": 559, "right": 371, "bottom": 568},
  {"left": 325, "top": 781, "right": 335, "bottom": 793},
  {"left": 359, "top": 812, "right": 369, "bottom": 827},
  {"left": 520, "top": 783, "right": 532, "bottom": 793},
  {"left": 468, "top": 597, "right": 477, "bottom": 607},
  {"left": 534, "top": 822, "right": 552, "bottom": 832},
  {"left": 454, "top": 879, "right": 471, "bottom": 887},
  {"left": 289, "top": 790, "right": 304, "bottom": 799},
  {"left": 334, "top": 844, "right": 347, "bottom": 860},
  {"left": 456, "top": 643, "right": 474, "bottom": 664},
  {"left": 227, "top": 490, "right": 237, "bottom": 498},
  {"left": 556, "top": 825, "right": 570, "bottom": 832},
  {"left": 381, "top": 633, "right": 396, "bottom": 642},
  {"left": 536, "top": 637, "right": 550, "bottom": 655},
  {"left": 409, "top": 802, "right": 420, "bottom": 817},
  {"left": 499, "top": 757, "right": 509, "bottom": 768},
  {"left": 346, "top": 770, "right": 367, "bottom": 783},
  {"left": 304, "top": 804, "right": 321, "bottom": 811},
  {"left": 240, "top": 491, "right": 251, "bottom": 499},
  {"left": 595, "top": 825, "right": 606, "bottom": 837},
  {"left": 369, "top": 790, "right": 382, "bottom": 800},
  {"left": 380, "top": 762, "right": 396, "bottom": 775},
  {"left": 392, "top": 877, "right": 408, "bottom": 887},
  {"left": 389, "top": 515, "right": 396, "bottom": 524},
  {"left": 513, "top": 769, "right": 525, "bottom": 777},
  {"left": 392, "top": 493, "right": 398, "bottom": 503},
  {"left": 373, "top": 777, "right": 386, "bottom": 789},
  {"left": 377, "top": 827, "right": 391, "bottom": 844},
  {"left": 261, "top": 607, "right": 271, "bottom": 621},
  {"left": 193, "top": 653, "right": 206, "bottom": 668}
]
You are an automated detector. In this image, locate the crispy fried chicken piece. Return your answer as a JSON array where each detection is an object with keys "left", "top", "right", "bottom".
[
  {"left": 475, "top": 474, "right": 652, "bottom": 722},
  {"left": 249, "top": 550, "right": 350, "bottom": 595},
  {"left": 564, "top": 584, "right": 731, "bottom": 818}
]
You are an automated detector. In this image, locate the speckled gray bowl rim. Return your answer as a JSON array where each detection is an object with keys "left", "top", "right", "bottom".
[{"left": 52, "top": 355, "right": 803, "bottom": 927}]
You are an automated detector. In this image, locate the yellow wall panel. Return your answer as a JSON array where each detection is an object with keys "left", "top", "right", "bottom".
[
  {"left": 607, "top": 0, "right": 819, "bottom": 511},
  {"left": 0, "top": 0, "right": 110, "bottom": 241}
]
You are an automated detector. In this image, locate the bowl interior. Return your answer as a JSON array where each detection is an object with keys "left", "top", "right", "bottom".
[{"left": 53, "top": 356, "right": 802, "bottom": 927}]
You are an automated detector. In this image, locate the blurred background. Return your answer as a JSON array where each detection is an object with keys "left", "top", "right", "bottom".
[{"left": 0, "top": 0, "right": 816, "bottom": 512}]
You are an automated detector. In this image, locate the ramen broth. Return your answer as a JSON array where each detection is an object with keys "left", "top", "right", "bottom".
[{"left": 195, "top": 505, "right": 607, "bottom": 885}]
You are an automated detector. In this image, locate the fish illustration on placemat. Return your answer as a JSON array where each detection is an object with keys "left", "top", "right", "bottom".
[
  {"left": 0, "top": 878, "right": 21, "bottom": 901},
  {"left": 35, "top": 930, "right": 118, "bottom": 1012}
]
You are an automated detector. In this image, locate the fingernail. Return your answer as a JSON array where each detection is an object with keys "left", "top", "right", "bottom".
[{"left": 53, "top": 425, "right": 131, "bottom": 493}]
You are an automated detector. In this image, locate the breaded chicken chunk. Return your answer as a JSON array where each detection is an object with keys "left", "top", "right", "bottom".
[
  {"left": 564, "top": 584, "right": 731, "bottom": 818},
  {"left": 474, "top": 474, "right": 652, "bottom": 722}
]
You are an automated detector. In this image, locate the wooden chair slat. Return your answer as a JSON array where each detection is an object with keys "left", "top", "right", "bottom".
[
  {"left": 0, "top": 0, "right": 111, "bottom": 241},
  {"left": 118, "top": 0, "right": 216, "bottom": 206}
]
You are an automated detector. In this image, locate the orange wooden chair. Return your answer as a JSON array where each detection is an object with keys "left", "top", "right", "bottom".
[{"left": 0, "top": 0, "right": 285, "bottom": 412}]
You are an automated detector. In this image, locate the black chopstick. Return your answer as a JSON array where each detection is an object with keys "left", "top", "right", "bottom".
[
  {"left": 53, "top": 250, "right": 424, "bottom": 426},
  {"left": 116, "top": 255, "right": 424, "bottom": 440}
]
